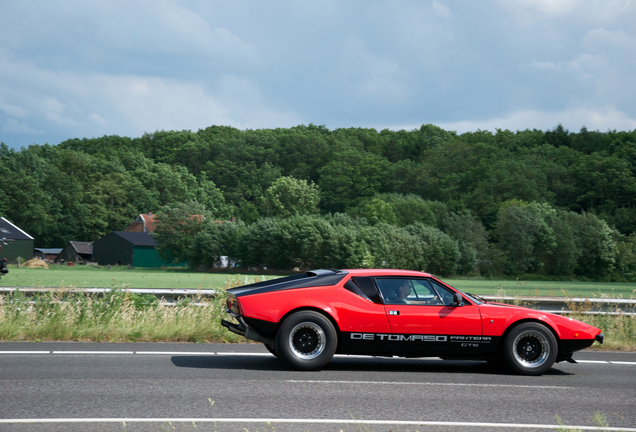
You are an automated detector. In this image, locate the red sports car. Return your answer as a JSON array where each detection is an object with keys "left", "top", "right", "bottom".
[{"left": 221, "top": 269, "right": 603, "bottom": 375}]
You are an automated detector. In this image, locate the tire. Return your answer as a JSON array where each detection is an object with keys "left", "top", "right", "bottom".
[
  {"left": 275, "top": 310, "right": 337, "bottom": 371},
  {"left": 265, "top": 344, "right": 279, "bottom": 358},
  {"left": 503, "top": 322, "right": 558, "bottom": 375}
]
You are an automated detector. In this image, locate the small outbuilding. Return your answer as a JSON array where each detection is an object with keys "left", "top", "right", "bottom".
[
  {"left": 0, "top": 217, "right": 34, "bottom": 262},
  {"left": 34, "top": 248, "right": 63, "bottom": 261},
  {"left": 54, "top": 242, "right": 93, "bottom": 264},
  {"left": 93, "top": 231, "right": 163, "bottom": 267}
]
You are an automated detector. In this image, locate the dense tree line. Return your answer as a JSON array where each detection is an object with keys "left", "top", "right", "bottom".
[
  {"left": 155, "top": 198, "right": 635, "bottom": 280},
  {"left": 2, "top": 123, "right": 636, "bottom": 279}
]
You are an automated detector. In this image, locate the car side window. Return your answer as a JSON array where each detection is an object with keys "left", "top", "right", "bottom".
[
  {"left": 376, "top": 278, "right": 461, "bottom": 306},
  {"left": 410, "top": 280, "right": 440, "bottom": 303},
  {"left": 429, "top": 280, "right": 457, "bottom": 306},
  {"left": 375, "top": 278, "right": 414, "bottom": 305}
]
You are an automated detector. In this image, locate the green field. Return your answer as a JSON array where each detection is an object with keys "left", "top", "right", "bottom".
[
  {"left": 2, "top": 265, "right": 636, "bottom": 298},
  {"left": 0, "top": 265, "right": 274, "bottom": 290},
  {"left": 444, "top": 278, "right": 636, "bottom": 299}
]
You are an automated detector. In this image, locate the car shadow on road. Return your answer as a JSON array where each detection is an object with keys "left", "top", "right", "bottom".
[
  {"left": 171, "top": 355, "right": 291, "bottom": 371},
  {"left": 170, "top": 355, "right": 573, "bottom": 376}
]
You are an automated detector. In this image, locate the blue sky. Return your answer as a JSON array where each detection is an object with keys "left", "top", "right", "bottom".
[{"left": 1, "top": 0, "right": 635, "bottom": 149}]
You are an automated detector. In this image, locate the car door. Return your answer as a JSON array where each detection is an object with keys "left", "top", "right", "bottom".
[{"left": 375, "top": 277, "right": 487, "bottom": 356}]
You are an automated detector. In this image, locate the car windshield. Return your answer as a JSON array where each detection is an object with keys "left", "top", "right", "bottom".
[{"left": 462, "top": 292, "right": 484, "bottom": 305}]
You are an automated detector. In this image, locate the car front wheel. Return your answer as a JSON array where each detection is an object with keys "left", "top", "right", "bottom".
[
  {"left": 275, "top": 311, "right": 337, "bottom": 371},
  {"left": 503, "top": 322, "right": 558, "bottom": 375}
]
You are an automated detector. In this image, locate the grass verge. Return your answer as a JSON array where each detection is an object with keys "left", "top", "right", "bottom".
[
  {"left": 0, "top": 279, "right": 248, "bottom": 343},
  {"left": 564, "top": 298, "right": 636, "bottom": 351}
]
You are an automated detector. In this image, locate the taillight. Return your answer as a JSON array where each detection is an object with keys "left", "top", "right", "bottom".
[{"left": 226, "top": 295, "right": 241, "bottom": 315}]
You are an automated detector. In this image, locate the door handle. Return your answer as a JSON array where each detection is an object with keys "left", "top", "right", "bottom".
[{"left": 389, "top": 310, "right": 400, "bottom": 315}]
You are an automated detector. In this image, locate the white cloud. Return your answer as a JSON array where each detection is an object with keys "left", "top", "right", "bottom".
[
  {"left": 213, "top": 75, "right": 303, "bottom": 128},
  {"left": 0, "top": 0, "right": 260, "bottom": 73},
  {"left": 525, "top": 53, "right": 611, "bottom": 79},
  {"left": 89, "top": 113, "right": 107, "bottom": 126},
  {"left": 92, "top": 75, "right": 232, "bottom": 132},
  {"left": 0, "top": 99, "right": 28, "bottom": 118},
  {"left": 583, "top": 28, "right": 636, "bottom": 54},
  {"left": 433, "top": 107, "right": 636, "bottom": 134},
  {"left": 41, "top": 96, "right": 77, "bottom": 126},
  {"left": 500, "top": 0, "right": 578, "bottom": 17},
  {"left": 527, "top": 60, "right": 560, "bottom": 71},
  {"left": 337, "top": 37, "right": 410, "bottom": 103},
  {"left": 1, "top": 117, "right": 42, "bottom": 135},
  {"left": 567, "top": 53, "right": 610, "bottom": 79},
  {"left": 0, "top": 51, "right": 300, "bottom": 142},
  {"left": 432, "top": 1, "right": 452, "bottom": 18},
  {"left": 497, "top": 0, "right": 635, "bottom": 24},
  {"left": 92, "top": 73, "right": 302, "bottom": 133}
]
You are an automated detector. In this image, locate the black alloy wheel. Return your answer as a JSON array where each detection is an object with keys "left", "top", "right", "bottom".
[
  {"left": 503, "top": 322, "right": 558, "bottom": 375},
  {"left": 275, "top": 310, "right": 337, "bottom": 371}
]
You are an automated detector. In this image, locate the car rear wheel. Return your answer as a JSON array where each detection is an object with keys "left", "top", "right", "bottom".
[
  {"left": 503, "top": 322, "right": 557, "bottom": 375},
  {"left": 275, "top": 311, "right": 337, "bottom": 371}
]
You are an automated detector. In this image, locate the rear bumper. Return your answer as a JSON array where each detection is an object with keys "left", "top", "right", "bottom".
[
  {"left": 221, "top": 317, "right": 274, "bottom": 345},
  {"left": 222, "top": 319, "right": 246, "bottom": 336}
]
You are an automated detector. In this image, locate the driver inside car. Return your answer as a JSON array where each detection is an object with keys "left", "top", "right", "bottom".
[{"left": 382, "top": 280, "right": 412, "bottom": 304}]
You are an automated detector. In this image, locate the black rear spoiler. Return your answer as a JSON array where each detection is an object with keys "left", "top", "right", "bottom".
[{"left": 227, "top": 269, "right": 348, "bottom": 297}]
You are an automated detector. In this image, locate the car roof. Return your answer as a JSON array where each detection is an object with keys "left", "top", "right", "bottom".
[{"left": 343, "top": 269, "right": 433, "bottom": 278}]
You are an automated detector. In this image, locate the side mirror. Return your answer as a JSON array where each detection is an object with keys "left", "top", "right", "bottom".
[{"left": 452, "top": 292, "right": 463, "bottom": 307}]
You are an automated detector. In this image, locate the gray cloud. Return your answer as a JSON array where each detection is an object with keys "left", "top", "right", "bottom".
[{"left": 1, "top": 0, "right": 634, "bottom": 149}]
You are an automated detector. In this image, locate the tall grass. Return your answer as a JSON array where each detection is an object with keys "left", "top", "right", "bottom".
[
  {"left": 0, "top": 278, "right": 258, "bottom": 343},
  {"left": 564, "top": 297, "right": 636, "bottom": 351}
]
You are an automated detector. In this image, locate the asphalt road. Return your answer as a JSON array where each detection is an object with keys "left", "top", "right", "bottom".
[{"left": 0, "top": 342, "right": 635, "bottom": 432}]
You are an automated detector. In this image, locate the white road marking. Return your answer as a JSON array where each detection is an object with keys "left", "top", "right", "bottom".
[
  {"left": 51, "top": 351, "right": 134, "bottom": 354},
  {"left": 215, "top": 352, "right": 271, "bottom": 356},
  {"left": 577, "top": 360, "right": 609, "bottom": 364},
  {"left": 0, "top": 351, "right": 50, "bottom": 354},
  {"left": 610, "top": 361, "right": 636, "bottom": 365},
  {"left": 0, "top": 418, "right": 634, "bottom": 431},
  {"left": 135, "top": 352, "right": 217, "bottom": 355},
  {"left": 286, "top": 379, "right": 572, "bottom": 389}
]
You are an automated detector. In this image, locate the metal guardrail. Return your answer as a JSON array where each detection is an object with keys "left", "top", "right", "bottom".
[
  {"left": 0, "top": 287, "right": 216, "bottom": 308},
  {"left": 1, "top": 287, "right": 635, "bottom": 315},
  {"left": 480, "top": 295, "right": 636, "bottom": 316},
  {"left": 0, "top": 287, "right": 217, "bottom": 307},
  {"left": 0, "top": 287, "right": 213, "bottom": 298}
]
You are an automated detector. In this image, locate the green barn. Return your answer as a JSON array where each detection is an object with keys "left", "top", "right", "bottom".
[
  {"left": 0, "top": 217, "right": 34, "bottom": 263},
  {"left": 93, "top": 231, "right": 164, "bottom": 268}
]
